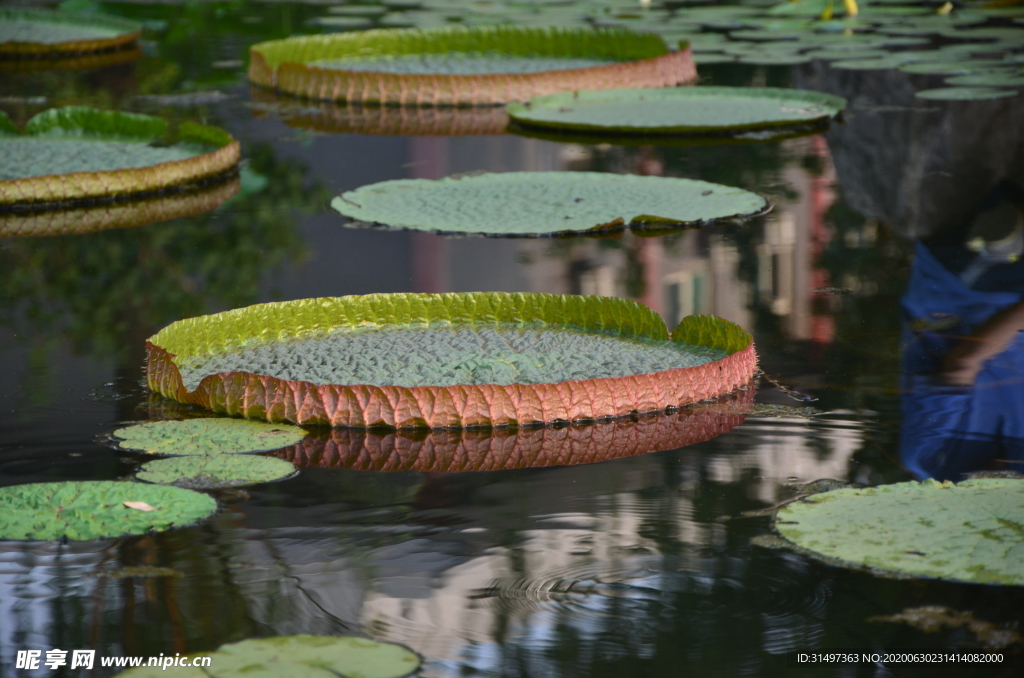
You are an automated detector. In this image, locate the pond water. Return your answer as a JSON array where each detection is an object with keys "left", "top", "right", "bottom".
[{"left": 2, "top": 1, "right": 1024, "bottom": 676}]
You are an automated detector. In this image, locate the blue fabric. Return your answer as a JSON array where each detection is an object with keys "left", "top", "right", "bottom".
[{"left": 900, "top": 243, "right": 1024, "bottom": 480}]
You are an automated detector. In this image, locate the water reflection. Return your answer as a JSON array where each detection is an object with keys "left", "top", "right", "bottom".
[
  {"left": 901, "top": 188, "right": 1024, "bottom": 480},
  {"left": 279, "top": 392, "right": 751, "bottom": 472},
  {"left": 251, "top": 88, "right": 510, "bottom": 136},
  {"left": 0, "top": 176, "right": 239, "bottom": 239}
]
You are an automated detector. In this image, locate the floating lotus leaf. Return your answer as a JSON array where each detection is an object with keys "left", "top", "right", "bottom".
[
  {"left": 773, "top": 478, "right": 1024, "bottom": 585},
  {"left": 250, "top": 88, "right": 509, "bottom": 135},
  {"left": 915, "top": 86, "right": 1019, "bottom": 101},
  {"left": 114, "top": 418, "right": 307, "bottom": 456},
  {"left": 0, "top": 177, "right": 239, "bottom": 238},
  {"left": 332, "top": 172, "right": 770, "bottom": 237},
  {"left": 0, "top": 481, "right": 216, "bottom": 541},
  {"left": 146, "top": 293, "right": 757, "bottom": 429},
  {"left": 280, "top": 391, "right": 752, "bottom": 472},
  {"left": 944, "top": 72, "right": 1024, "bottom": 87},
  {"left": 137, "top": 455, "right": 297, "bottom": 489},
  {"left": 0, "top": 107, "right": 240, "bottom": 209},
  {"left": 248, "top": 25, "right": 696, "bottom": 105},
  {"left": 0, "top": 7, "right": 141, "bottom": 57},
  {"left": 507, "top": 87, "right": 845, "bottom": 137},
  {"left": 118, "top": 636, "right": 418, "bottom": 678}
]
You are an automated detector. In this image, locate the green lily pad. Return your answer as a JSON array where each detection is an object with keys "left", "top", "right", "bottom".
[
  {"left": 117, "top": 635, "right": 420, "bottom": 678},
  {"left": 507, "top": 87, "right": 844, "bottom": 137},
  {"left": 773, "top": 478, "right": 1024, "bottom": 585},
  {"left": 899, "top": 61, "right": 977, "bottom": 75},
  {"left": 137, "top": 455, "right": 297, "bottom": 489},
  {"left": 915, "top": 86, "right": 1019, "bottom": 101},
  {"left": 312, "top": 16, "right": 376, "bottom": 30},
  {"left": 0, "top": 7, "right": 141, "bottom": 56},
  {"left": 332, "top": 171, "right": 769, "bottom": 237},
  {"left": 944, "top": 72, "right": 1024, "bottom": 87},
  {"left": 693, "top": 53, "right": 739, "bottom": 65},
  {"left": 114, "top": 419, "right": 307, "bottom": 456},
  {"left": 0, "top": 481, "right": 216, "bottom": 541},
  {"left": 829, "top": 57, "right": 908, "bottom": 70},
  {"left": 0, "top": 107, "right": 238, "bottom": 208},
  {"left": 736, "top": 53, "right": 815, "bottom": 65}
]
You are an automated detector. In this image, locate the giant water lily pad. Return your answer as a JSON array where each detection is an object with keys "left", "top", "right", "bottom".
[
  {"left": 0, "top": 107, "right": 239, "bottom": 208},
  {"left": 0, "top": 481, "right": 216, "bottom": 541},
  {"left": 506, "top": 86, "right": 846, "bottom": 137},
  {"left": 773, "top": 478, "right": 1024, "bottom": 585},
  {"left": 137, "top": 455, "right": 297, "bottom": 489},
  {"left": 0, "top": 7, "right": 141, "bottom": 57},
  {"left": 114, "top": 418, "right": 307, "bottom": 456},
  {"left": 146, "top": 293, "right": 757, "bottom": 428},
  {"left": 249, "top": 25, "right": 695, "bottom": 105},
  {"left": 332, "top": 172, "right": 769, "bottom": 237},
  {"left": 117, "top": 635, "right": 420, "bottom": 678}
]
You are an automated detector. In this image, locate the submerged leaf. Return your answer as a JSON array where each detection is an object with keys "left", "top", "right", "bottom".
[
  {"left": 138, "top": 455, "right": 297, "bottom": 489},
  {"left": 869, "top": 606, "right": 1023, "bottom": 649},
  {"left": 332, "top": 171, "right": 769, "bottom": 237},
  {"left": 774, "top": 478, "right": 1024, "bottom": 585},
  {"left": 114, "top": 419, "right": 307, "bottom": 456},
  {"left": 0, "top": 481, "right": 216, "bottom": 541}
]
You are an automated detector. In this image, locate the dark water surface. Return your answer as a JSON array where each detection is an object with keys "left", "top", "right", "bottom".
[{"left": 2, "top": 2, "right": 1024, "bottom": 676}]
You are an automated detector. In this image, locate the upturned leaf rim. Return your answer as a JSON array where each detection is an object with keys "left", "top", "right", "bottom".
[{"left": 0, "top": 106, "right": 240, "bottom": 209}]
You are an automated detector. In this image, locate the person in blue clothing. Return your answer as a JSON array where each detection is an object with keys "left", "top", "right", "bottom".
[{"left": 900, "top": 184, "right": 1024, "bottom": 481}]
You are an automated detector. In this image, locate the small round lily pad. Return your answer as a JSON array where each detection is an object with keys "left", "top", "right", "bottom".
[
  {"left": 0, "top": 7, "right": 141, "bottom": 57},
  {"left": 773, "top": 478, "right": 1024, "bottom": 585},
  {"left": 114, "top": 419, "right": 307, "bottom": 456},
  {"left": 117, "top": 635, "right": 420, "bottom": 678},
  {"left": 0, "top": 107, "right": 239, "bottom": 209},
  {"left": 332, "top": 171, "right": 770, "bottom": 237},
  {"left": 944, "top": 73, "right": 1024, "bottom": 87},
  {"left": 915, "top": 86, "right": 1019, "bottom": 101},
  {"left": 0, "top": 481, "right": 216, "bottom": 541},
  {"left": 137, "top": 455, "right": 297, "bottom": 489}
]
